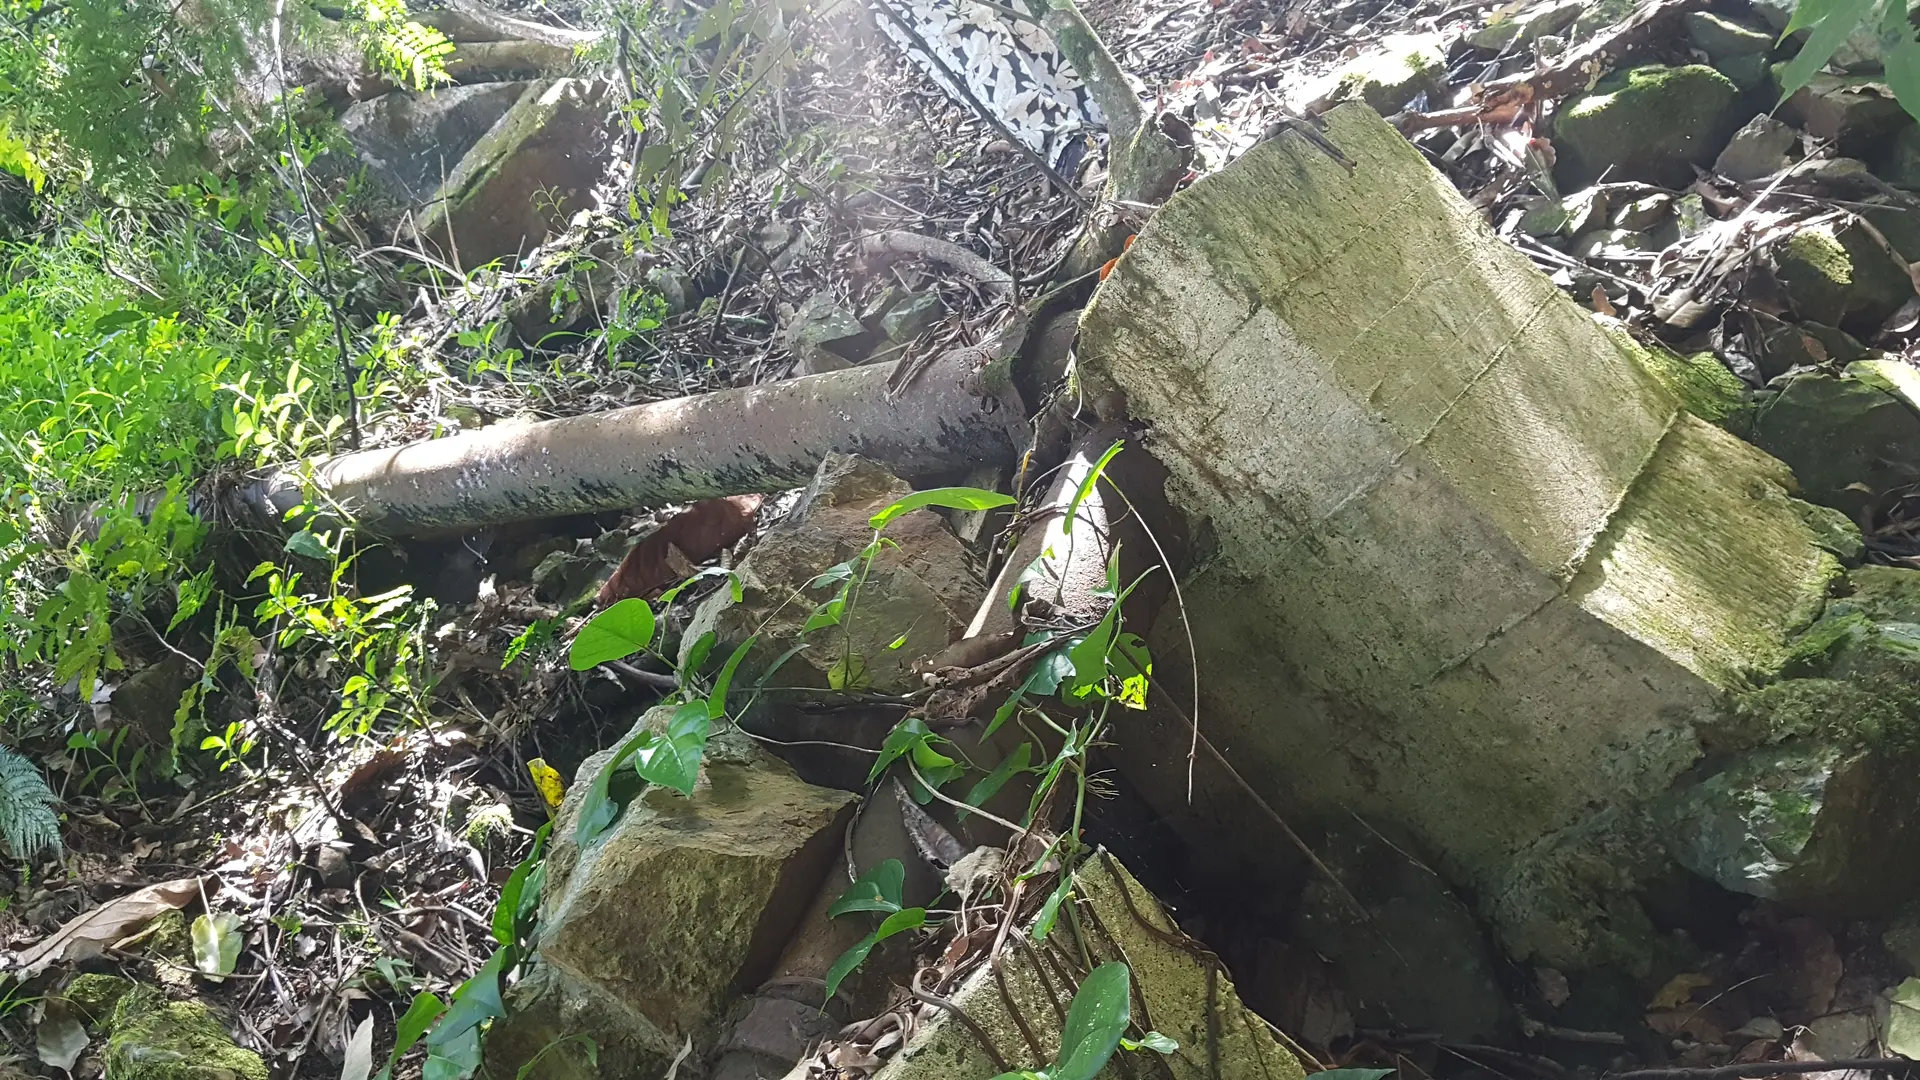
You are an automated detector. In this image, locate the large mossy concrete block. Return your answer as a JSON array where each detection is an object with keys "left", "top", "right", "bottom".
[
  {"left": 1075, "top": 103, "right": 1844, "bottom": 970},
  {"left": 490, "top": 715, "right": 857, "bottom": 1077},
  {"left": 338, "top": 81, "right": 529, "bottom": 215},
  {"left": 875, "top": 853, "right": 1303, "bottom": 1080}
]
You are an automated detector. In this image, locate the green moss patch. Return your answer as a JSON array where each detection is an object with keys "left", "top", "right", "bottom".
[{"left": 106, "top": 986, "right": 268, "bottom": 1080}]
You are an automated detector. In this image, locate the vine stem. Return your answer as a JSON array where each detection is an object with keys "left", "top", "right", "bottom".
[{"left": 269, "top": 0, "right": 362, "bottom": 449}]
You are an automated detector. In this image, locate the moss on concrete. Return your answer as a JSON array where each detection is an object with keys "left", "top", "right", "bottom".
[
  {"left": 876, "top": 854, "right": 1303, "bottom": 1080},
  {"left": 1075, "top": 102, "right": 1851, "bottom": 968},
  {"left": 1747, "top": 373, "right": 1920, "bottom": 521},
  {"left": 1323, "top": 33, "right": 1448, "bottom": 114},
  {"left": 106, "top": 985, "right": 268, "bottom": 1080},
  {"left": 1790, "top": 500, "right": 1866, "bottom": 566},
  {"left": 1616, "top": 330, "right": 1746, "bottom": 422},
  {"left": 1569, "top": 416, "right": 1841, "bottom": 691}
]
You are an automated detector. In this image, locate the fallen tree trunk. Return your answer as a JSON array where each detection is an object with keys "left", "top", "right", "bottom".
[{"left": 229, "top": 351, "right": 1024, "bottom": 535}]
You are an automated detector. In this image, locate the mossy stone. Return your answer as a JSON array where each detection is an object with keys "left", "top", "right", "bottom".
[
  {"left": 1841, "top": 565, "right": 1920, "bottom": 623},
  {"left": 1747, "top": 373, "right": 1920, "bottom": 520},
  {"left": 62, "top": 973, "right": 134, "bottom": 1027},
  {"left": 1781, "top": 71, "right": 1912, "bottom": 157},
  {"left": 1877, "top": 124, "right": 1920, "bottom": 190},
  {"left": 1684, "top": 11, "right": 1772, "bottom": 59},
  {"left": 1321, "top": 33, "right": 1447, "bottom": 115},
  {"left": 1775, "top": 221, "right": 1913, "bottom": 333},
  {"left": 1789, "top": 499, "right": 1866, "bottom": 567},
  {"left": 1554, "top": 65, "right": 1739, "bottom": 188},
  {"left": 106, "top": 986, "right": 268, "bottom": 1080},
  {"left": 1570, "top": 0, "right": 1635, "bottom": 40}
]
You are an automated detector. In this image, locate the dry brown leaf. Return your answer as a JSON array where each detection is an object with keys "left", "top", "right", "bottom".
[
  {"left": 596, "top": 495, "right": 763, "bottom": 607},
  {"left": 5, "top": 877, "right": 200, "bottom": 977}
]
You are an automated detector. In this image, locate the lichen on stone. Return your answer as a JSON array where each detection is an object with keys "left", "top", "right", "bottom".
[{"left": 106, "top": 985, "right": 269, "bottom": 1080}]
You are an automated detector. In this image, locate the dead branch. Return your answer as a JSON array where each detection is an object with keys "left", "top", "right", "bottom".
[
  {"left": 860, "top": 231, "right": 1016, "bottom": 297},
  {"left": 1390, "top": 0, "right": 1710, "bottom": 132}
]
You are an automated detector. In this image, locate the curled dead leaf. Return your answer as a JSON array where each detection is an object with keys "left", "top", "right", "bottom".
[{"left": 4, "top": 876, "right": 201, "bottom": 978}]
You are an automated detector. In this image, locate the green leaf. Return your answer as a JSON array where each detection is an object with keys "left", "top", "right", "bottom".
[
  {"left": 632, "top": 702, "right": 712, "bottom": 795},
  {"left": 869, "top": 486, "right": 1015, "bottom": 531},
  {"left": 284, "top": 530, "right": 331, "bottom": 560},
  {"left": 823, "top": 907, "right": 927, "bottom": 1002},
  {"left": 869, "top": 717, "right": 939, "bottom": 783},
  {"left": 876, "top": 907, "right": 926, "bottom": 939},
  {"left": 830, "top": 859, "right": 906, "bottom": 917},
  {"left": 708, "top": 635, "right": 756, "bottom": 720},
  {"left": 1065, "top": 611, "right": 1117, "bottom": 697},
  {"left": 91, "top": 309, "right": 147, "bottom": 334},
  {"left": 1021, "top": 634, "right": 1082, "bottom": 691},
  {"left": 803, "top": 595, "right": 845, "bottom": 632},
  {"left": 1032, "top": 875, "right": 1073, "bottom": 942},
  {"left": 1776, "top": 0, "right": 1879, "bottom": 102},
  {"left": 568, "top": 598, "right": 656, "bottom": 670},
  {"left": 422, "top": 1026, "right": 482, "bottom": 1080},
  {"left": 1112, "top": 632, "right": 1152, "bottom": 710},
  {"left": 190, "top": 912, "right": 243, "bottom": 979},
  {"left": 1881, "top": 4, "right": 1920, "bottom": 120},
  {"left": 823, "top": 931, "right": 879, "bottom": 1003},
  {"left": 426, "top": 946, "right": 513, "bottom": 1046},
  {"left": 1053, "top": 962, "right": 1131, "bottom": 1080},
  {"left": 1064, "top": 441, "right": 1124, "bottom": 535},
  {"left": 1887, "top": 977, "right": 1920, "bottom": 1059},
  {"left": 1122, "top": 1032, "right": 1179, "bottom": 1054},
  {"left": 375, "top": 992, "right": 446, "bottom": 1080},
  {"left": 960, "top": 743, "right": 1032, "bottom": 821},
  {"left": 572, "top": 723, "right": 650, "bottom": 841},
  {"left": 983, "top": 676, "right": 1032, "bottom": 740},
  {"left": 492, "top": 822, "right": 550, "bottom": 946},
  {"left": 682, "top": 630, "right": 717, "bottom": 675},
  {"left": 809, "top": 560, "right": 857, "bottom": 589}
]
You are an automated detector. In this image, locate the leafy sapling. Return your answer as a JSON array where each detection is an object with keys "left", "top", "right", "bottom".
[{"left": 823, "top": 859, "right": 927, "bottom": 1001}]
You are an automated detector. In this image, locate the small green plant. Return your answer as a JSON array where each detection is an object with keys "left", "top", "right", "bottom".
[
  {"left": 821, "top": 859, "right": 927, "bottom": 1000},
  {"left": 66, "top": 728, "right": 147, "bottom": 810},
  {"left": 0, "top": 745, "right": 60, "bottom": 860},
  {"left": 248, "top": 530, "right": 434, "bottom": 739},
  {"left": 802, "top": 486, "right": 1016, "bottom": 690}
]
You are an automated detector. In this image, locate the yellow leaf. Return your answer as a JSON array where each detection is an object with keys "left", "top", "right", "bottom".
[
  {"left": 1649, "top": 972, "right": 1712, "bottom": 1011},
  {"left": 527, "top": 758, "right": 566, "bottom": 817}
]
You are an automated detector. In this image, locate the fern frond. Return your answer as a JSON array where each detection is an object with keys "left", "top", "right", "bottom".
[{"left": 0, "top": 745, "right": 61, "bottom": 861}]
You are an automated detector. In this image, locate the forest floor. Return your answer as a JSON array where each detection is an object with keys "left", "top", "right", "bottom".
[{"left": 4, "top": 0, "right": 1920, "bottom": 1073}]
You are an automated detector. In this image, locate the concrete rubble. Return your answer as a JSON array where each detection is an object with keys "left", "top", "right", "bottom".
[{"left": 1074, "top": 102, "right": 1920, "bottom": 975}]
